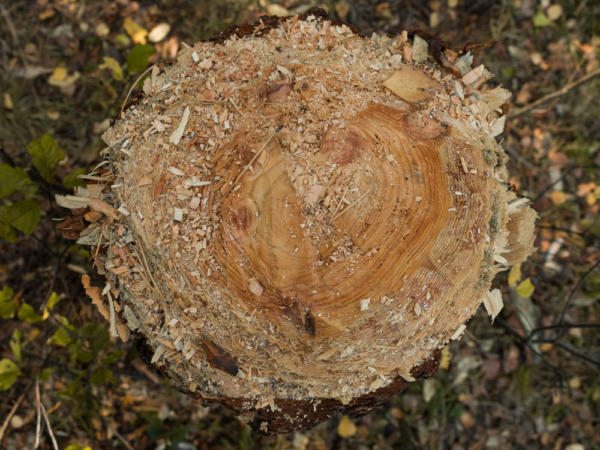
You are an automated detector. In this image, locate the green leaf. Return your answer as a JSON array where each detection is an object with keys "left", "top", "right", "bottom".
[
  {"left": 17, "top": 303, "right": 43, "bottom": 323},
  {"left": 62, "top": 168, "right": 86, "bottom": 189},
  {"left": 52, "top": 327, "right": 73, "bottom": 346},
  {"left": 10, "top": 330, "right": 23, "bottom": 365},
  {"left": 90, "top": 366, "right": 113, "bottom": 385},
  {"left": 533, "top": 11, "right": 551, "bottom": 27},
  {"left": 39, "top": 367, "right": 53, "bottom": 381},
  {"left": 80, "top": 322, "right": 110, "bottom": 353},
  {"left": 102, "top": 350, "right": 122, "bottom": 365},
  {"left": 99, "top": 56, "right": 124, "bottom": 81},
  {"left": 0, "top": 221, "right": 17, "bottom": 242},
  {"left": 113, "top": 33, "right": 131, "bottom": 48},
  {"left": 0, "top": 200, "right": 41, "bottom": 235},
  {"left": 51, "top": 316, "right": 75, "bottom": 346},
  {"left": 0, "top": 359, "right": 21, "bottom": 390},
  {"left": 126, "top": 44, "right": 155, "bottom": 73},
  {"left": 26, "top": 134, "right": 66, "bottom": 182},
  {"left": 0, "top": 286, "right": 15, "bottom": 318},
  {"left": 516, "top": 278, "right": 535, "bottom": 298},
  {"left": 71, "top": 344, "right": 94, "bottom": 363},
  {"left": 0, "top": 164, "right": 35, "bottom": 198}
]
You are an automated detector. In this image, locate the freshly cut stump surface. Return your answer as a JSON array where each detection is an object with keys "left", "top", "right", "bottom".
[{"left": 74, "top": 11, "right": 536, "bottom": 433}]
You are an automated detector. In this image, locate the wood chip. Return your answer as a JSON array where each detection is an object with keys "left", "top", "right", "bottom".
[
  {"left": 248, "top": 278, "right": 263, "bottom": 296},
  {"left": 169, "top": 106, "right": 190, "bottom": 145},
  {"left": 483, "top": 289, "right": 503, "bottom": 322}
]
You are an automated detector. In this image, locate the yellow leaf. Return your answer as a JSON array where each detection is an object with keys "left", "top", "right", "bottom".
[
  {"left": 51, "top": 66, "right": 68, "bottom": 82},
  {"left": 549, "top": 190, "right": 568, "bottom": 205},
  {"left": 39, "top": 9, "right": 56, "bottom": 20},
  {"left": 337, "top": 415, "right": 356, "bottom": 438},
  {"left": 508, "top": 263, "right": 521, "bottom": 287},
  {"left": 439, "top": 346, "right": 451, "bottom": 370},
  {"left": 568, "top": 376, "right": 581, "bottom": 390},
  {"left": 516, "top": 278, "right": 535, "bottom": 298},
  {"left": 48, "top": 66, "right": 80, "bottom": 88},
  {"left": 123, "top": 17, "right": 148, "bottom": 44},
  {"left": 540, "top": 343, "right": 553, "bottom": 352},
  {"left": 42, "top": 292, "right": 62, "bottom": 320},
  {"left": 384, "top": 66, "right": 441, "bottom": 103},
  {"left": 99, "top": 57, "right": 124, "bottom": 81},
  {"left": 3, "top": 93, "right": 13, "bottom": 110},
  {"left": 47, "top": 292, "right": 61, "bottom": 310}
]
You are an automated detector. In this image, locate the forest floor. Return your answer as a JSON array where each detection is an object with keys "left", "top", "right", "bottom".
[{"left": 0, "top": 0, "right": 599, "bottom": 449}]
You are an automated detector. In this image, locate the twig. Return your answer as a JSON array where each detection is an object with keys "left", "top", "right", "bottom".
[
  {"left": 331, "top": 182, "right": 351, "bottom": 219},
  {"left": 554, "top": 341, "right": 600, "bottom": 368},
  {"left": 112, "top": 427, "right": 135, "bottom": 450},
  {"left": 93, "top": 223, "right": 106, "bottom": 268},
  {"left": 557, "top": 258, "right": 600, "bottom": 330},
  {"left": 120, "top": 65, "right": 154, "bottom": 114},
  {"left": 332, "top": 188, "right": 372, "bottom": 221},
  {"left": 34, "top": 379, "right": 41, "bottom": 449},
  {"left": 0, "top": 392, "right": 25, "bottom": 443},
  {"left": 40, "top": 403, "right": 58, "bottom": 450},
  {"left": 0, "top": 4, "right": 18, "bottom": 44},
  {"left": 39, "top": 245, "right": 70, "bottom": 313},
  {"left": 102, "top": 283, "right": 119, "bottom": 338},
  {"left": 527, "top": 323, "right": 600, "bottom": 340},
  {"left": 231, "top": 126, "right": 282, "bottom": 190},
  {"left": 509, "top": 67, "right": 600, "bottom": 118},
  {"left": 535, "top": 224, "right": 587, "bottom": 236}
]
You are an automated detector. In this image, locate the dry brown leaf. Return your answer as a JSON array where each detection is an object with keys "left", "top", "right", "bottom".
[
  {"left": 384, "top": 65, "right": 441, "bottom": 103},
  {"left": 549, "top": 190, "right": 568, "bottom": 205}
]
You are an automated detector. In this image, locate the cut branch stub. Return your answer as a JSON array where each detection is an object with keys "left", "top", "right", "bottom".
[{"left": 78, "top": 12, "right": 536, "bottom": 434}]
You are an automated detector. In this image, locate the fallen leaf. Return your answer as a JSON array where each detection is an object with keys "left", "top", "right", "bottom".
[
  {"left": 335, "top": 1, "right": 350, "bottom": 20},
  {"left": 148, "top": 23, "right": 170, "bottom": 43},
  {"left": 3, "top": 93, "right": 13, "bottom": 110},
  {"left": 546, "top": 4, "right": 562, "bottom": 21},
  {"left": 516, "top": 278, "right": 535, "bottom": 298},
  {"left": 337, "top": 415, "right": 356, "bottom": 438},
  {"left": 384, "top": 65, "right": 441, "bottom": 103},
  {"left": 508, "top": 263, "right": 522, "bottom": 287},
  {"left": 577, "top": 182, "right": 596, "bottom": 197},
  {"left": 533, "top": 11, "right": 551, "bottom": 27},
  {"left": 266, "top": 4, "right": 289, "bottom": 16},
  {"left": 549, "top": 190, "right": 568, "bottom": 205},
  {"left": 423, "top": 378, "right": 437, "bottom": 402},
  {"left": 439, "top": 346, "right": 451, "bottom": 370},
  {"left": 460, "top": 411, "right": 476, "bottom": 428},
  {"left": 0, "top": 359, "right": 21, "bottom": 390},
  {"left": 123, "top": 17, "right": 148, "bottom": 44},
  {"left": 48, "top": 66, "right": 80, "bottom": 88},
  {"left": 95, "top": 22, "right": 110, "bottom": 37},
  {"left": 99, "top": 57, "right": 123, "bottom": 81},
  {"left": 13, "top": 66, "right": 53, "bottom": 79}
]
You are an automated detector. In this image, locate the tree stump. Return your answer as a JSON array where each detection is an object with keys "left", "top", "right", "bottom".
[{"left": 67, "top": 10, "right": 536, "bottom": 434}]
